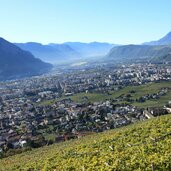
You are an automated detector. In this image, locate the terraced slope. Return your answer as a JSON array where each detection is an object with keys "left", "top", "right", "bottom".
[{"left": 0, "top": 114, "right": 171, "bottom": 170}]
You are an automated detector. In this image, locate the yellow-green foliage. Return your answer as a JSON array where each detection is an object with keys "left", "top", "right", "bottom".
[{"left": 0, "top": 114, "right": 171, "bottom": 171}]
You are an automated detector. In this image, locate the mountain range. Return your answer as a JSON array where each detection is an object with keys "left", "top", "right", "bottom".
[
  {"left": 15, "top": 42, "right": 80, "bottom": 63},
  {"left": 1, "top": 31, "right": 171, "bottom": 81},
  {"left": 0, "top": 38, "right": 52, "bottom": 81},
  {"left": 64, "top": 42, "right": 115, "bottom": 57},
  {"left": 15, "top": 42, "right": 115, "bottom": 63},
  {"left": 106, "top": 31, "right": 171, "bottom": 63},
  {"left": 15, "top": 31, "right": 171, "bottom": 64}
]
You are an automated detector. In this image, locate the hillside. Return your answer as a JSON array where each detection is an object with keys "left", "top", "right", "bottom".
[
  {"left": 0, "top": 114, "right": 171, "bottom": 170},
  {"left": 106, "top": 44, "right": 171, "bottom": 61},
  {"left": 151, "top": 53, "right": 171, "bottom": 64},
  {"left": 144, "top": 31, "right": 171, "bottom": 45},
  {"left": 15, "top": 42, "right": 80, "bottom": 63},
  {"left": 0, "top": 38, "right": 52, "bottom": 81}
]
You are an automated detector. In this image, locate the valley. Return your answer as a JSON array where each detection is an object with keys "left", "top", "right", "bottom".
[
  {"left": 0, "top": 61, "right": 171, "bottom": 160},
  {"left": 0, "top": 6, "right": 171, "bottom": 169}
]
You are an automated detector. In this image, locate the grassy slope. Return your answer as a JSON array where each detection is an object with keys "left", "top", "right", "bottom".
[
  {"left": 0, "top": 114, "right": 171, "bottom": 170},
  {"left": 39, "top": 81, "right": 171, "bottom": 107}
]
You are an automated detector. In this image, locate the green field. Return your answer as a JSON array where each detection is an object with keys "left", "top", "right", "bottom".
[
  {"left": 0, "top": 114, "right": 171, "bottom": 170},
  {"left": 39, "top": 81, "right": 171, "bottom": 108}
]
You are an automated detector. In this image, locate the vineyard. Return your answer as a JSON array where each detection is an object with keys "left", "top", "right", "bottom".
[
  {"left": 39, "top": 81, "right": 171, "bottom": 108},
  {"left": 0, "top": 114, "right": 171, "bottom": 170}
]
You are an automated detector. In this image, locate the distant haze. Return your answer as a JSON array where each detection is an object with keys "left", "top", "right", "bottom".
[{"left": 15, "top": 42, "right": 116, "bottom": 63}]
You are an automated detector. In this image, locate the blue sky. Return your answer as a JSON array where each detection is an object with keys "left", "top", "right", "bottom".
[{"left": 0, "top": 0, "right": 171, "bottom": 44}]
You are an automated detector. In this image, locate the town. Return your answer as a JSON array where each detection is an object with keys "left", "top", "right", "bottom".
[{"left": 0, "top": 62, "right": 171, "bottom": 158}]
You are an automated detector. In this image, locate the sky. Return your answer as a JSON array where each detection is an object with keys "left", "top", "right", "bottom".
[{"left": 0, "top": 0, "right": 171, "bottom": 44}]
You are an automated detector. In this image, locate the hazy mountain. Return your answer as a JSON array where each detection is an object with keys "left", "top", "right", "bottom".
[
  {"left": 0, "top": 38, "right": 52, "bottom": 81},
  {"left": 15, "top": 42, "right": 80, "bottom": 63},
  {"left": 106, "top": 44, "right": 171, "bottom": 61},
  {"left": 64, "top": 42, "right": 116, "bottom": 57},
  {"left": 15, "top": 42, "right": 116, "bottom": 64},
  {"left": 144, "top": 32, "right": 171, "bottom": 45}
]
